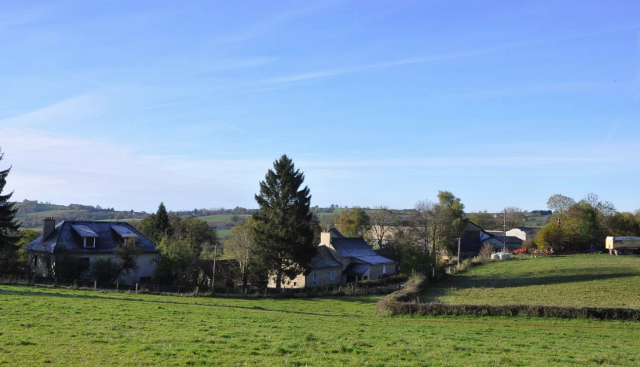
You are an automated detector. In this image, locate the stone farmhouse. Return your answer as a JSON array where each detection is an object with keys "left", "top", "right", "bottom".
[
  {"left": 269, "top": 228, "right": 396, "bottom": 289},
  {"left": 23, "top": 218, "right": 160, "bottom": 284}
]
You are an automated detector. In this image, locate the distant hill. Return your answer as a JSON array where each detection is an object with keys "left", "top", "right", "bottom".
[{"left": 15, "top": 200, "right": 147, "bottom": 229}]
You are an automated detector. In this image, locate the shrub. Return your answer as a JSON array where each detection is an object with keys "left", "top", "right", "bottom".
[
  {"left": 377, "top": 274, "right": 426, "bottom": 315},
  {"left": 377, "top": 302, "right": 640, "bottom": 321},
  {"left": 55, "top": 251, "right": 90, "bottom": 279},
  {"left": 478, "top": 244, "right": 494, "bottom": 262},
  {"left": 91, "top": 257, "right": 122, "bottom": 282}
]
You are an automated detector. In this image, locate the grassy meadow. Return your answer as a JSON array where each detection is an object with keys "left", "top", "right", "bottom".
[
  {"left": 421, "top": 255, "right": 640, "bottom": 308},
  {"left": 3, "top": 282, "right": 640, "bottom": 366}
]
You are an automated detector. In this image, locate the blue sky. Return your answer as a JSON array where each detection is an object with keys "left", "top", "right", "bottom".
[{"left": 1, "top": 0, "right": 639, "bottom": 213}]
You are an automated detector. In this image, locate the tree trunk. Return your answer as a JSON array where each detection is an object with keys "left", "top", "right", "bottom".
[
  {"left": 241, "top": 268, "right": 248, "bottom": 294},
  {"left": 275, "top": 267, "right": 282, "bottom": 292}
]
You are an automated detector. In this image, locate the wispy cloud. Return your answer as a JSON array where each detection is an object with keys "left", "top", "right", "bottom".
[
  {"left": 211, "top": 6, "right": 324, "bottom": 45},
  {"left": 2, "top": 126, "right": 635, "bottom": 211},
  {"left": 0, "top": 94, "right": 107, "bottom": 128},
  {"left": 191, "top": 57, "right": 277, "bottom": 74},
  {"left": 254, "top": 24, "right": 640, "bottom": 86},
  {"left": 1, "top": 128, "right": 263, "bottom": 211}
]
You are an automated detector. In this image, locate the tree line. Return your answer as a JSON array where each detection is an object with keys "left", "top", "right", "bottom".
[
  {"left": 3, "top": 147, "right": 640, "bottom": 288},
  {"left": 535, "top": 193, "right": 640, "bottom": 252}
]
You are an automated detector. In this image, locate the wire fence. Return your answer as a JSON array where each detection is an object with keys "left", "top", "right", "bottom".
[{"left": 0, "top": 274, "right": 404, "bottom": 298}]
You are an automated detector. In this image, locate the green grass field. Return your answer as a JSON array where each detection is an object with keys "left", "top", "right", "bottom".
[
  {"left": 217, "top": 229, "right": 231, "bottom": 239},
  {"left": 421, "top": 255, "right": 640, "bottom": 308},
  {"left": 196, "top": 214, "right": 251, "bottom": 223},
  {"left": 2, "top": 283, "right": 640, "bottom": 366}
]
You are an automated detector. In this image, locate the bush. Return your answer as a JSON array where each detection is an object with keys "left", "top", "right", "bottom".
[
  {"left": 90, "top": 257, "right": 122, "bottom": 282},
  {"left": 55, "top": 251, "right": 90, "bottom": 279},
  {"left": 377, "top": 274, "right": 426, "bottom": 315},
  {"left": 377, "top": 302, "right": 640, "bottom": 321},
  {"left": 478, "top": 244, "right": 494, "bottom": 262},
  {"left": 399, "top": 247, "right": 433, "bottom": 276}
]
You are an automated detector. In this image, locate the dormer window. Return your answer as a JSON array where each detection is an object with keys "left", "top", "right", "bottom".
[
  {"left": 84, "top": 237, "right": 96, "bottom": 248},
  {"left": 71, "top": 224, "right": 99, "bottom": 249},
  {"left": 111, "top": 225, "right": 139, "bottom": 244}
]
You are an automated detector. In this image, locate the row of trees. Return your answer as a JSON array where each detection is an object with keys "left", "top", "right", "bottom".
[{"left": 536, "top": 193, "right": 640, "bottom": 251}]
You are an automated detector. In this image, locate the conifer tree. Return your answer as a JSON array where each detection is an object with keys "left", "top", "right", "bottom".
[
  {"left": 0, "top": 148, "right": 20, "bottom": 255},
  {"left": 252, "top": 155, "right": 316, "bottom": 291},
  {"left": 154, "top": 202, "right": 171, "bottom": 238}
]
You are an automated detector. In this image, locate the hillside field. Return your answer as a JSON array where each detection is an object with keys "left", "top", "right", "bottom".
[
  {"left": 421, "top": 255, "right": 640, "bottom": 308},
  {"left": 3, "top": 282, "right": 640, "bottom": 366}
]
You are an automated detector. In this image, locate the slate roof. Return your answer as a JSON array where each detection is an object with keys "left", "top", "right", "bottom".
[
  {"left": 330, "top": 237, "right": 394, "bottom": 265},
  {"left": 111, "top": 225, "right": 139, "bottom": 238},
  {"left": 344, "top": 263, "right": 370, "bottom": 275},
  {"left": 309, "top": 246, "right": 342, "bottom": 269},
  {"left": 71, "top": 224, "right": 98, "bottom": 238},
  {"left": 23, "top": 220, "right": 159, "bottom": 255}
]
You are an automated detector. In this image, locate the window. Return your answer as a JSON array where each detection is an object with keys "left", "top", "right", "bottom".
[
  {"left": 312, "top": 272, "right": 317, "bottom": 286},
  {"left": 330, "top": 269, "right": 335, "bottom": 281},
  {"left": 363, "top": 276, "right": 368, "bottom": 280},
  {"left": 383, "top": 264, "right": 387, "bottom": 275},
  {"left": 83, "top": 237, "right": 96, "bottom": 248},
  {"left": 33, "top": 255, "right": 38, "bottom": 267}
]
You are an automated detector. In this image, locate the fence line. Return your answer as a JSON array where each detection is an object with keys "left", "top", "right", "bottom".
[{"left": 0, "top": 274, "right": 403, "bottom": 298}]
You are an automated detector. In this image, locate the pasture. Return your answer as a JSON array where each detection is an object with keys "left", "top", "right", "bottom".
[
  {"left": 421, "top": 255, "right": 640, "bottom": 308},
  {"left": 2, "top": 282, "right": 640, "bottom": 366}
]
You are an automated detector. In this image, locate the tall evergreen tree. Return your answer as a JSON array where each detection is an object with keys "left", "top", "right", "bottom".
[
  {"left": 0, "top": 148, "right": 20, "bottom": 262},
  {"left": 154, "top": 202, "right": 171, "bottom": 238},
  {"left": 252, "top": 155, "right": 316, "bottom": 291}
]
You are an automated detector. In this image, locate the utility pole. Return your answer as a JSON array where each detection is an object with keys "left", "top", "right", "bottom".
[
  {"left": 211, "top": 243, "right": 218, "bottom": 294},
  {"left": 503, "top": 208, "right": 507, "bottom": 253}
]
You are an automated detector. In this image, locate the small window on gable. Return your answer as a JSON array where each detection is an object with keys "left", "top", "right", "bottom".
[
  {"left": 84, "top": 237, "right": 96, "bottom": 248},
  {"left": 330, "top": 270, "right": 335, "bottom": 281}
]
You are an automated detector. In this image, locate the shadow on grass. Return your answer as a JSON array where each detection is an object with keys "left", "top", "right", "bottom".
[{"left": 0, "top": 285, "right": 375, "bottom": 317}]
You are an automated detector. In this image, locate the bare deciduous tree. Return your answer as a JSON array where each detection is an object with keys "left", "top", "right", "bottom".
[
  {"left": 368, "top": 206, "right": 398, "bottom": 249},
  {"left": 225, "top": 219, "right": 255, "bottom": 293}
]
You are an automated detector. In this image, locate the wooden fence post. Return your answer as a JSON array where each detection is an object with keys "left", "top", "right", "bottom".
[
  {"left": 195, "top": 286, "right": 199, "bottom": 296},
  {"left": 135, "top": 283, "right": 139, "bottom": 293},
  {"left": 94, "top": 281, "right": 97, "bottom": 291},
  {"left": 54, "top": 277, "right": 58, "bottom": 287},
  {"left": 73, "top": 279, "right": 77, "bottom": 289},
  {"left": 116, "top": 282, "right": 119, "bottom": 292}
]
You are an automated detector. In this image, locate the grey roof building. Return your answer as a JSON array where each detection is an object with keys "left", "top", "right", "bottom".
[
  {"left": 24, "top": 218, "right": 159, "bottom": 283},
  {"left": 321, "top": 228, "right": 396, "bottom": 283},
  {"left": 24, "top": 219, "right": 159, "bottom": 255}
]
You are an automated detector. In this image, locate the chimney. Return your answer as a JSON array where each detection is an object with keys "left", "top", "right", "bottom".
[
  {"left": 320, "top": 231, "right": 331, "bottom": 246},
  {"left": 43, "top": 217, "right": 56, "bottom": 240}
]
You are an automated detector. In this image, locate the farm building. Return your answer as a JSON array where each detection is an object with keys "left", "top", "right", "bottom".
[
  {"left": 322, "top": 228, "right": 396, "bottom": 283},
  {"left": 23, "top": 217, "right": 160, "bottom": 284},
  {"left": 269, "top": 228, "right": 396, "bottom": 289}
]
